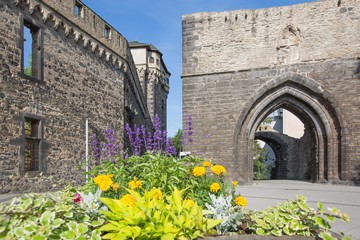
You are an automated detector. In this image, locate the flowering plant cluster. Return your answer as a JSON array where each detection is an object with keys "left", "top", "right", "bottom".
[
  {"left": 188, "top": 159, "right": 244, "bottom": 207},
  {"left": 1, "top": 115, "right": 350, "bottom": 240},
  {"left": 125, "top": 114, "right": 177, "bottom": 156}
]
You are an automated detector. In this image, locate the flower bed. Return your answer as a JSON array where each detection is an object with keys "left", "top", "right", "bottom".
[
  {"left": 0, "top": 118, "right": 351, "bottom": 239},
  {"left": 0, "top": 154, "right": 350, "bottom": 240}
]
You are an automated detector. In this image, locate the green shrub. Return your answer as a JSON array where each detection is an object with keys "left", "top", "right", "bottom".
[
  {"left": 0, "top": 190, "right": 104, "bottom": 240},
  {"left": 84, "top": 153, "right": 235, "bottom": 208},
  {"left": 98, "top": 188, "right": 222, "bottom": 240},
  {"left": 205, "top": 194, "right": 245, "bottom": 235},
  {"left": 248, "top": 195, "right": 350, "bottom": 239}
]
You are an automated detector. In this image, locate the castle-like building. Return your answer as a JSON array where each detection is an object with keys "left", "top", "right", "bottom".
[
  {"left": 182, "top": 0, "right": 360, "bottom": 184},
  {"left": 0, "top": 0, "right": 169, "bottom": 193}
]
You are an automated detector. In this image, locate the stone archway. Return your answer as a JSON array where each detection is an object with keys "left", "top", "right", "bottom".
[
  {"left": 255, "top": 129, "right": 317, "bottom": 181},
  {"left": 233, "top": 72, "right": 346, "bottom": 184}
]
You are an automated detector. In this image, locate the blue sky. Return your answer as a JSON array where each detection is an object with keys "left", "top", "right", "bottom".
[{"left": 82, "top": 0, "right": 316, "bottom": 137}]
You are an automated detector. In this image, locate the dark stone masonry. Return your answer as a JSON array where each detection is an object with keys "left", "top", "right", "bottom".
[
  {"left": 182, "top": 0, "right": 360, "bottom": 184},
  {"left": 0, "top": 0, "right": 169, "bottom": 193}
]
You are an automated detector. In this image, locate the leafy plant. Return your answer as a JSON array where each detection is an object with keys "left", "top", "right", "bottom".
[
  {"left": 0, "top": 190, "right": 104, "bottom": 240},
  {"left": 98, "top": 188, "right": 222, "bottom": 239},
  {"left": 205, "top": 194, "right": 244, "bottom": 235},
  {"left": 248, "top": 195, "right": 350, "bottom": 239},
  {"left": 170, "top": 129, "right": 183, "bottom": 156},
  {"left": 84, "top": 153, "right": 234, "bottom": 208}
]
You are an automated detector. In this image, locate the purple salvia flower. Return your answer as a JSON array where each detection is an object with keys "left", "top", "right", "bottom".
[
  {"left": 147, "top": 134, "right": 153, "bottom": 151},
  {"left": 165, "top": 138, "right": 177, "bottom": 156},
  {"left": 150, "top": 114, "right": 164, "bottom": 152},
  {"left": 125, "top": 123, "right": 135, "bottom": 153},
  {"left": 187, "top": 114, "right": 193, "bottom": 144},
  {"left": 134, "top": 125, "right": 142, "bottom": 155},
  {"left": 101, "top": 127, "right": 118, "bottom": 161},
  {"left": 180, "top": 130, "right": 186, "bottom": 147},
  {"left": 91, "top": 134, "right": 100, "bottom": 162}
]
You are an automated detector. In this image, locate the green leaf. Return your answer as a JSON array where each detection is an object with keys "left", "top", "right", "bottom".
[
  {"left": 271, "top": 229, "right": 282, "bottom": 237},
  {"left": 315, "top": 217, "right": 331, "bottom": 230},
  {"left": 326, "top": 215, "right": 335, "bottom": 222},
  {"left": 297, "top": 201, "right": 309, "bottom": 211},
  {"left": 318, "top": 202, "right": 324, "bottom": 211},
  {"left": 77, "top": 223, "right": 88, "bottom": 235},
  {"left": 161, "top": 233, "right": 176, "bottom": 240},
  {"left": 33, "top": 235, "right": 46, "bottom": 240},
  {"left": 67, "top": 221, "right": 78, "bottom": 232},
  {"left": 60, "top": 230, "right": 76, "bottom": 239},
  {"left": 256, "top": 228, "right": 266, "bottom": 235},
  {"left": 40, "top": 211, "right": 54, "bottom": 226},
  {"left": 52, "top": 218, "right": 64, "bottom": 228},
  {"left": 90, "top": 229, "right": 102, "bottom": 240},
  {"left": 319, "top": 231, "right": 334, "bottom": 240}
]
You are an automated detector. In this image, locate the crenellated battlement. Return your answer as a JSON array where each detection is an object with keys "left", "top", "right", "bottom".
[{"left": 14, "top": 0, "right": 130, "bottom": 72}]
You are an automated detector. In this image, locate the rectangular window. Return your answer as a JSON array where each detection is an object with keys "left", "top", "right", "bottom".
[
  {"left": 22, "top": 19, "right": 43, "bottom": 81},
  {"left": 149, "top": 57, "right": 154, "bottom": 63},
  {"left": 75, "top": 1, "right": 84, "bottom": 18},
  {"left": 104, "top": 25, "right": 111, "bottom": 39},
  {"left": 24, "top": 118, "right": 41, "bottom": 171}
]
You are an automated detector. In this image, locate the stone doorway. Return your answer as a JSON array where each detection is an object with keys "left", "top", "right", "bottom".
[{"left": 233, "top": 73, "right": 345, "bottom": 184}]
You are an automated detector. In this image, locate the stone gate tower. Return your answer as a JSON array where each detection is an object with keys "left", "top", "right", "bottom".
[{"left": 182, "top": 0, "right": 360, "bottom": 184}]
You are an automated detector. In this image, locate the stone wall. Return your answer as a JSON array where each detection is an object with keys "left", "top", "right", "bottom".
[
  {"left": 0, "top": 0, "right": 151, "bottom": 193},
  {"left": 182, "top": 0, "right": 360, "bottom": 184},
  {"left": 183, "top": 0, "right": 360, "bottom": 75}
]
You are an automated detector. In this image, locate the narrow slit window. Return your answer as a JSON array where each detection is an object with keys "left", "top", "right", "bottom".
[
  {"left": 22, "top": 19, "right": 42, "bottom": 80},
  {"left": 75, "top": 1, "right": 84, "bottom": 18},
  {"left": 24, "top": 118, "right": 41, "bottom": 171},
  {"left": 93, "top": 15, "right": 96, "bottom": 28},
  {"left": 104, "top": 25, "right": 111, "bottom": 39}
]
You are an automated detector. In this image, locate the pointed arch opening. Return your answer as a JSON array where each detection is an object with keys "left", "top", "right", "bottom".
[{"left": 233, "top": 73, "right": 346, "bottom": 184}]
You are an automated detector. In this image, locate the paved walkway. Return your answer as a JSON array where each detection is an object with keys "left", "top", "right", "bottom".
[{"left": 238, "top": 180, "right": 360, "bottom": 239}]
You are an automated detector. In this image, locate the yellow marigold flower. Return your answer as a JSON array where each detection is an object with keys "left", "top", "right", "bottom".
[
  {"left": 152, "top": 189, "right": 162, "bottom": 199},
  {"left": 128, "top": 177, "right": 142, "bottom": 190},
  {"left": 93, "top": 174, "right": 114, "bottom": 191},
  {"left": 232, "top": 181, "right": 238, "bottom": 188},
  {"left": 210, "top": 182, "right": 221, "bottom": 193},
  {"left": 184, "top": 199, "right": 195, "bottom": 208},
  {"left": 203, "top": 161, "right": 212, "bottom": 167},
  {"left": 120, "top": 194, "right": 137, "bottom": 207},
  {"left": 192, "top": 166, "right": 206, "bottom": 177},
  {"left": 211, "top": 165, "right": 226, "bottom": 176},
  {"left": 111, "top": 182, "right": 120, "bottom": 191},
  {"left": 235, "top": 196, "right": 247, "bottom": 207}
]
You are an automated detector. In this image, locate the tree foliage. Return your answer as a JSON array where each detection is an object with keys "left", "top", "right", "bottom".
[
  {"left": 24, "top": 53, "right": 32, "bottom": 77},
  {"left": 171, "top": 129, "right": 183, "bottom": 156},
  {"left": 253, "top": 140, "right": 268, "bottom": 180}
]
